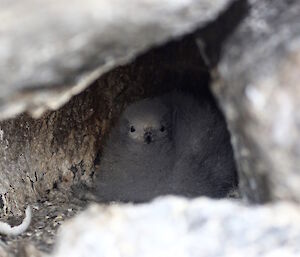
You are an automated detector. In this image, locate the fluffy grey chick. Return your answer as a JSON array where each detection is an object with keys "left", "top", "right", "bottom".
[
  {"left": 162, "top": 91, "right": 237, "bottom": 198},
  {"left": 95, "top": 91, "right": 237, "bottom": 203},
  {"left": 95, "top": 97, "right": 175, "bottom": 203}
]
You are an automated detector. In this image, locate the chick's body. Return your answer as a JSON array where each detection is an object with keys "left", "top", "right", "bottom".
[
  {"left": 96, "top": 98, "right": 175, "bottom": 202},
  {"left": 163, "top": 92, "right": 237, "bottom": 198},
  {"left": 95, "top": 91, "right": 237, "bottom": 202}
]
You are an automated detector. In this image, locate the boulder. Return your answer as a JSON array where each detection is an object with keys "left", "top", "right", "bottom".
[
  {"left": 50, "top": 197, "right": 300, "bottom": 257},
  {"left": 0, "top": 0, "right": 232, "bottom": 120},
  {"left": 212, "top": 0, "right": 300, "bottom": 202}
]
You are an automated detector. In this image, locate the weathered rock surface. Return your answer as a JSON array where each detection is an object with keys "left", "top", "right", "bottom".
[
  {"left": 0, "top": 198, "right": 85, "bottom": 255},
  {"left": 49, "top": 196, "right": 300, "bottom": 257},
  {"left": 0, "top": 0, "right": 233, "bottom": 120},
  {"left": 212, "top": 0, "right": 300, "bottom": 203}
]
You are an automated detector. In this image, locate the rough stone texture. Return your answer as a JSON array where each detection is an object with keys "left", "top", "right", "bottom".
[
  {"left": 211, "top": 0, "right": 300, "bottom": 202},
  {"left": 0, "top": 0, "right": 233, "bottom": 120},
  {"left": 0, "top": 36, "right": 208, "bottom": 216},
  {"left": 48, "top": 196, "right": 300, "bottom": 257},
  {"left": 0, "top": 197, "right": 85, "bottom": 255}
]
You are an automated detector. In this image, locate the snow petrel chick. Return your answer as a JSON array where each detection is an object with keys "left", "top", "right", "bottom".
[{"left": 95, "top": 91, "right": 237, "bottom": 202}]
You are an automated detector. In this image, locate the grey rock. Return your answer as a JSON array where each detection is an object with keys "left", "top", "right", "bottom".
[
  {"left": 0, "top": 0, "right": 233, "bottom": 120},
  {"left": 50, "top": 196, "right": 300, "bottom": 257},
  {"left": 211, "top": 0, "right": 300, "bottom": 202}
]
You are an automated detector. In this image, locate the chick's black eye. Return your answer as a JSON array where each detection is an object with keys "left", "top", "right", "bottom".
[
  {"left": 160, "top": 126, "right": 165, "bottom": 132},
  {"left": 130, "top": 126, "right": 136, "bottom": 133}
]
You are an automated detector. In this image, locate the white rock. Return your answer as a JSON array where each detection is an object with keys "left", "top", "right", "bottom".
[{"left": 50, "top": 197, "right": 300, "bottom": 257}]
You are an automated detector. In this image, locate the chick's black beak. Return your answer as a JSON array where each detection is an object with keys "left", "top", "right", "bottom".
[{"left": 144, "top": 131, "right": 153, "bottom": 144}]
